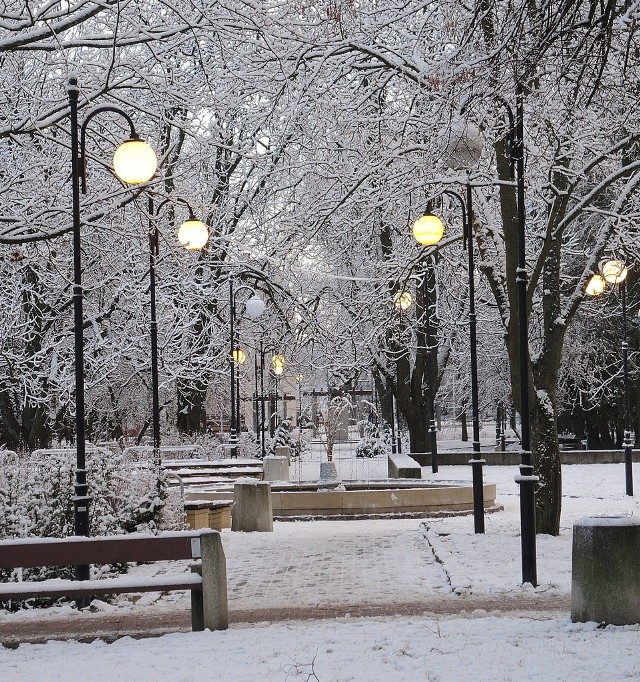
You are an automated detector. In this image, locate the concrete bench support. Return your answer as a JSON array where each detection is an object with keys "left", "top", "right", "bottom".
[
  {"left": 388, "top": 454, "right": 422, "bottom": 479},
  {"left": 232, "top": 480, "right": 273, "bottom": 532},
  {"left": 263, "top": 455, "right": 289, "bottom": 482},
  {"left": 572, "top": 516, "right": 640, "bottom": 625}
]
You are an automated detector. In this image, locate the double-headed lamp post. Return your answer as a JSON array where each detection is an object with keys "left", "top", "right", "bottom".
[
  {"left": 412, "top": 207, "right": 444, "bottom": 473},
  {"left": 586, "top": 258, "right": 633, "bottom": 495},
  {"left": 229, "top": 277, "right": 265, "bottom": 457},
  {"left": 412, "top": 189, "right": 486, "bottom": 533},
  {"left": 69, "top": 77, "right": 157, "bottom": 579},
  {"left": 148, "top": 197, "right": 208, "bottom": 469}
]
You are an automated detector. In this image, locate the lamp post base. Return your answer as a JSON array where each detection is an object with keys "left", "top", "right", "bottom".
[
  {"left": 515, "top": 464, "right": 538, "bottom": 587},
  {"left": 470, "top": 458, "right": 485, "bottom": 534},
  {"left": 624, "top": 443, "right": 634, "bottom": 496}
]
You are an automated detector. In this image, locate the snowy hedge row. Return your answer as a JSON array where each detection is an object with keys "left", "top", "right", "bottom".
[{"left": 0, "top": 448, "right": 182, "bottom": 605}]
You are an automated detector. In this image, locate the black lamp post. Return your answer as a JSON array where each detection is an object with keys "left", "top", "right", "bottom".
[
  {"left": 586, "top": 259, "right": 633, "bottom": 495},
  {"left": 424, "top": 182, "right": 486, "bottom": 534},
  {"left": 295, "top": 374, "right": 305, "bottom": 426},
  {"left": 256, "top": 342, "right": 281, "bottom": 457},
  {"left": 411, "top": 207, "right": 447, "bottom": 474},
  {"left": 228, "top": 276, "right": 265, "bottom": 458},
  {"left": 68, "top": 76, "right": 157, "bottom": 581},
  {"left": 147, "top": 196, "right": 208, "bottom": 469},
  {"left": 493, "top": 84, "right": 538, "bottom": 586}
]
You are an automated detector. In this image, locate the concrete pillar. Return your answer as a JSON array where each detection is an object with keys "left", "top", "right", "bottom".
[
  {"left": 232, "top": 480, "right": 273, "bottom": 532},
  {"left": 274, "top": 445, "right": 291, "bottom": 465},
  {"left": 263, "top": 455, "right": 289, "bottom": 481},
  {"left": 318, "top": 460, "right": 341, "bottom": 489},
  {"left": 190, "top": 530, "right": 228, "bottom": 631},
  {"left": 572, "top": 516, "right": 640, "bottom": 624}
]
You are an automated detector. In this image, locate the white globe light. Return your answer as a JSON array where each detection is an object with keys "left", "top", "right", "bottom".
[
  {"left": 112, "top": 139, "right": 157, "bottom": 184},
  {"left": 413, "top": 213, "right": 445, "bottom": 246},
  {"left": 601, "top": 259, "right": 628, "bottom": 284},
  {"left": 245, "top": 295, "right": 266, "bottom": 318},
  {"left": 233, "top": 348, "right": 247, "bottom": 365},
  {"left": 585, "top": 274, "right": 606, "bottom": 297},
  {"left": 394, "top": 291, "right": 413, "bottom": 311},
  {"left": 443, "top": 117, "right": 484, "bottom": 170},
  {"left": 178, "top": 219, "right": 209, "bottom": 251},
  {"left": 272, "top": 354, "right": 285, "bottom": 375}
]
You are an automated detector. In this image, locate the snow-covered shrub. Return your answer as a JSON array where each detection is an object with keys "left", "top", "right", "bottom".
[
  {"left": 266, "top": 418, "right": 302, "bottom": 459},
  {"left": 0, "top": 448, "right": 175, "bottom": 607},
  {"left": 355, "top": 419, "right": 388, "bottom": 458}
]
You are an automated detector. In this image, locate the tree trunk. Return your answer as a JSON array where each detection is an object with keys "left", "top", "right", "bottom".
[
  {"left": 530, "top": 390, "right": 562, "bottom": 535},
  {"left": 460, "top": 411, "right": 468, "bottom": 442},
  {"left": 176, "top": 379, "right": 208, "bottom": 434}
]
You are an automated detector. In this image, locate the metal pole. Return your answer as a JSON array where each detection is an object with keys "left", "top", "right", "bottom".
[
  {"left": 395, "top": 397, "right": 402, "bottom": 453},
  {"left": 68, "top": 78, "right": 90, "bottom": 584},
  {"left": 236, "top": 370, "right": 241, "bottom": 438},
  {"left": 513, "top": 82, "right": 538, "bottom": 586},
  {"left": 425, "top": 257, "right": 439, "bottom": 473},
  {"left": 260, "top": 341, "right": 266, "bottom": 458},
  {"left": 390, "top": 394, "right": 397, "bottom": 454},
  {"left": 621, "top": 280, "right": 634, "bottom": 495},
  {"left": 466, "top": 180, "right": 485, "bottom": 533},
  {"left": 148, "top": 196, "right": 161, "bottom": 469},
  {"left": 229, "top": 276, "right": 237, "bottom": 458},
  {"left": 254, "top": 352, "right": 260, "bottom": 446}
]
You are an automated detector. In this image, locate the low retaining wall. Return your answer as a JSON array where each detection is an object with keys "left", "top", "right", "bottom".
[
  {"left": 187, "top": 481, "right": 497, "bottom": 519},
  {"left": 411, "top": 449, "right": 640, "bottom": 466}
]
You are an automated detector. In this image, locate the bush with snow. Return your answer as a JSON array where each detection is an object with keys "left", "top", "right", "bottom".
[{"left": 0, "top": 447, "right": 180, "bottom": 608}]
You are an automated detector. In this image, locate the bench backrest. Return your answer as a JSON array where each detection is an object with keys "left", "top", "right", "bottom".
[{"left": 0, "top": 531, "right": 211, "bottom": 569}]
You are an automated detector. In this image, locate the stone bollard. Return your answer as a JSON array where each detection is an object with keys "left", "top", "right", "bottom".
[
  {"left": 318, "top": 460, "right": 342, "bottom": 490},
  {"left": 572, "top": 516, "right": 640, "bottom": 625},
  {"left": 263, "top": 455, "right": 289, "bottom": 482},
  {"left": 232, "top": 479, "right": 273, "bottom": 532},
  {"left": 274, "top": 445, "right": 291, "bottom": 465}
]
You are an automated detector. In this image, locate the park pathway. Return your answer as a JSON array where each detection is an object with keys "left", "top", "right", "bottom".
[{"left": 0, "top": 517, "right": 569, "bottom": 646}]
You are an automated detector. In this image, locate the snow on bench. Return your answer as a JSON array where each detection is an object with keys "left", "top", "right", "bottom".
[
  {"left": 0, "top": 530, "right": 228, "bottom": 631},
  {"left": 387, "top": 453, "right": 422, "bottom": 479}
]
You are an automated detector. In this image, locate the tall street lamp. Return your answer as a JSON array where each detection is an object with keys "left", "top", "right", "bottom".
[
  {"left": 414, "top": 85, "right": 535, "bottom": 576},
  {"left": 393, "top": 290, "right": 413, "bottom": 454},
  {"left": 147, "top": 196, "right": 208, "bottom": 469},
  {"left": 229, "top": 276, "right": 265, "bottom": 457},
  {"left": 271, "top": 353, "right": 286, "bottom": 431},
  {"left": 295, "top": 373, "right": 305, "bottom": 426},
  {"left": 69, "top": 77, "right": 157, "bottom": 580},
  {"left": 418, "top": 183, "right": 486, "bottom": 534},
  {"left": 586, "top": 258, "right": 633, "bottom": 495},
  {"left": 234, "top": 346, "right": 248, "bottom": 442},
  {"left": 467, "top": 84, "right": 537, "bottom": 584},
  {"left": 412, "top": 207, "right": 445, "bottom": 473}
]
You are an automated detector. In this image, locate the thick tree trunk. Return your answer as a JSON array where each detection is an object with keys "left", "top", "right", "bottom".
[{"left": 530, "top": 390, "right": 562, "bottom": 535}]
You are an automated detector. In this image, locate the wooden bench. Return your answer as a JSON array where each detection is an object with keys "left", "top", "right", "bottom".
[
  {"left": 387, "top": 453, "right": 422, "bottom": 479},
  {"left": 0, "top": 530, "right": 228, "bottom": 631}
]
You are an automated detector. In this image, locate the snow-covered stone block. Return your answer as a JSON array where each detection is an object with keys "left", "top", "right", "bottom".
[{"left": 572, "top": 516, "right": 640, "bottom": 625}]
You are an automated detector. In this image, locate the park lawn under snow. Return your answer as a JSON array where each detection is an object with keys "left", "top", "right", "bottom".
[{"left": 2, "top": 460, "right": 640, "bottom": 680}]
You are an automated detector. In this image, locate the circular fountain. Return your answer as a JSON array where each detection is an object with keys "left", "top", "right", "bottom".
[{"left": 184, "top": 477, "right": 500, "bottom": 521}]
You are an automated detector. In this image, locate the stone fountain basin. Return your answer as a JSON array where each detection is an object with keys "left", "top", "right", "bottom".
[{"left": 185, "top": 479, "right": 499, "bottom": 520}]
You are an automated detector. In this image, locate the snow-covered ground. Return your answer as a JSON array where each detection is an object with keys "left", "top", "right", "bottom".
[{"left": 2, "top": 443, "right": 640, "bottom": 681}]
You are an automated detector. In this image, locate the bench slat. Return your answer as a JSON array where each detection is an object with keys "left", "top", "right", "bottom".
[
  {"left": 0, "top": 573, "right": 202, "bottom": 601},
  {"left": 0, "top": 532, "right": 209, "bottom": 569}
]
